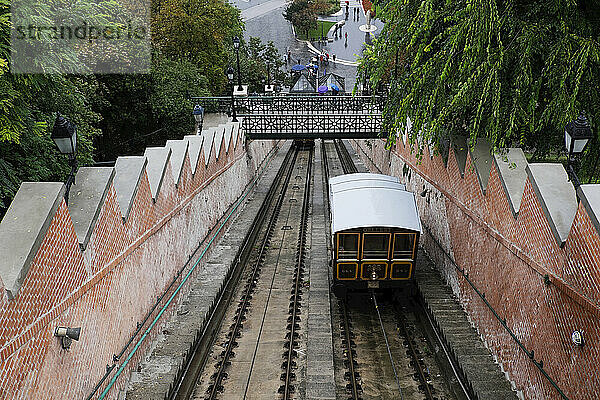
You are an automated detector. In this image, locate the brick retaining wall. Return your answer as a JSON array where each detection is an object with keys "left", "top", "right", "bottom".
[
  {"left": 350, "top": 137, "right": 600, "bottom": 400},
  {"left": 0, "top": 121, "right": 278, "bottom": 399}
]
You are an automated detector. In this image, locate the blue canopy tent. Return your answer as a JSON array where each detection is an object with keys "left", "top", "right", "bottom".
[{"left": 291, "top": 64, "right": 306, "bottom": 72}]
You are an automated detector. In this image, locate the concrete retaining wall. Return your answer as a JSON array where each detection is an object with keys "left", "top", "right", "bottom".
[
  {"left": 350, "top": 137, "right": 600, "bottom": 400},
  {"left": 0, "top": 120, "right": 279, "bottom": 399}
]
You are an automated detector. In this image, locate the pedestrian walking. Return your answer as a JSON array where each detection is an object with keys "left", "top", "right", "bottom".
[{"left": 333, "top": 54, "right": 336, "bottom": 63}]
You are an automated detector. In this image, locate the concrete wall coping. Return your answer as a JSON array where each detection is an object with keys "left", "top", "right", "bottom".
[
  {"left": 493, "top": 148, "right": 528, "bottom": 217},
  {"left": 184, "top": 135, "right": 204, "bottom": 175},
  {"left": 69, "top": 167, "right": 115, "bottom": 250},
  {"left": 0, "top": 120, "right": 246, "bottom": 304},
  {"left": 0, "top": 182, "right": 65, "bottom": 299},
  {"left": 232, "top": 122, "right": 240, "bottom": 149},
  {"left": 213, "top": 125, "right": 224, "bottom": 159},
  {"left": 202, "top": 128, "right": 216, "bottom": 166},
  {"left": 526, "top": 163, "right": 578, "bottom": 245},
  {"left": 143, "top": 147, "right": 172, "bottom": 201},
  {"left": 577, "top": 184, "right": 600, "bottom": 236},
  {"left": 452, "top": 136, "right": 468, "bottom": 176},
  {"left": 114, "top": 156, "right": 147, "bottom": 220},
  {"left": 223, "top": 124, "right": 233, "bottom": 154},
  {"left": 468, "top": 139, "right": 492, "bottom": 194},
  {"left": 165, "top": 140, "right": 189, "bottom": 186},
  {"left": 202, "top": 112, "right": 229, "bottom": 130}
]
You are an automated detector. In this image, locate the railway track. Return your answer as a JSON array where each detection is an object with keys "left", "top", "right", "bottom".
[
  {"left": 323, "top": 139, "right": 470, "bottom": 400},
  {"left": 169, "top": 143, "right": 316, "bottom": 400},
  {"left": 279, "top": 148, "right": 313, "bottom": 398},
  {"left": 166, "top": 144, "right": 315, "bottom": 400}
]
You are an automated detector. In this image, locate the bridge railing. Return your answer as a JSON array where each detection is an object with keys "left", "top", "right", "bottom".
[
  {"left": 190, "top": 95, "right": 386, "bottom": 114},
  {"left": 241, "top": 113, "right": 383, "bottom": 139}
]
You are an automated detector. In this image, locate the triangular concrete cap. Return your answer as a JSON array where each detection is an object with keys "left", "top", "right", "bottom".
[
  {"left": 526, "top": 164, "right": 577, "bottom": 245},
  {"left": 493, "top": 148, "right": 527, "bottom": 216},
  {"left": 166, "top": 140, "right": 189, "bottom": 185},
  {"left": 144, "top": 147, "right": 172, "bottom": 201}
]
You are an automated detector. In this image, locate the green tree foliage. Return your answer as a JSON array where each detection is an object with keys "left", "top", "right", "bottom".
[
  {"left": 152, "top": 0, "right": 243, "bottom": 91},
  {"left": 360, "top": 0, "right": 600, "bottom": 163},
  {"left": 0, "top": 0, "right": 101, "bottom": 215},
  {"left": 1, "top": 0, "right": 278, "bottom": 218},
  {"left": 239, "top": 38, "right": 286, "bottom": 93},
  {"left": 284, "top": 0, "right": 318, "bottom": 37},
  {"left": 0, "top": 73, "right": 101, "bottom": 214}
]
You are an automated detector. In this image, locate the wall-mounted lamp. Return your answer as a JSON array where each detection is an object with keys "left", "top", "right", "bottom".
[
  {"left": 571, "top": 330, "right": 584, "bottom": 347},
  {"left": 54, "top": 326, "right": 81, "bottom": 349},
  {"left": 192, "top": 104, "right": 204, "bottom": 134},
  {"left": 564, "top": 113, "right": 593, "bottom": 189},
  {"left": 51, "top": 113, "right": 78, "bottom": 206}
]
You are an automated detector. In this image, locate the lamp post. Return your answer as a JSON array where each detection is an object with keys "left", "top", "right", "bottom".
[
  {"left": 265, "top": 61, "right": 274, "bottom": 93},
  {"left": 192, "top": 104, "right": 204, "bottom": 134},
  {"left": 51, "top": 113, "right": 77, "bottom": 206},
  {"left": 266, "top": 62, "right": 270, "bottom": 87},
  {"left": 564, "top": 112, "right": 593, "bottom": 188},
  {"left": 233, "top": 36, "right": 243, "bottom": 91},
  {"left": 227, "top": 66, "right": 238, "bottom": 122}
]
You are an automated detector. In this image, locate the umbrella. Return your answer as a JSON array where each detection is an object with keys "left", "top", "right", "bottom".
[
  {"left": 291, "top": 64, "right": 306, "bottom": 71},
  {"left": 330, "top": 84, "right": 340, "bottom": 92},
  {"left": 318, "top": 85, "right": 329, "bottom": 94}
]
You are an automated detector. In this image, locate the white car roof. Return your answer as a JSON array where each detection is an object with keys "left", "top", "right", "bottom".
[{"left": 330, "top": 173, "right": 421, "bottom": 234}]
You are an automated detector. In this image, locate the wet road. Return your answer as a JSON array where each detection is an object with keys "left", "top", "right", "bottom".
[{"left": 236, "top": 0, "right": 382, "bottom": 91}]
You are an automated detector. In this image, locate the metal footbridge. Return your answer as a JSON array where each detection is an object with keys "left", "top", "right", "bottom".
[{"left": 192, "top": 95, "right": 384, "bottom": 139}]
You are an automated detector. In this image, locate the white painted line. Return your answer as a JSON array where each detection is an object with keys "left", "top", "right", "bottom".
[{"left": 241, "top": 0, "right": 286, "bottom": 21}]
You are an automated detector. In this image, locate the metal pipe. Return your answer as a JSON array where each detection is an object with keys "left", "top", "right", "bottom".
[
  {"left": 89, "top": 144, "right": 281, "bottom": 399},
  {"left": 421, "top": 224, "right": 570, "bottom": 400}
]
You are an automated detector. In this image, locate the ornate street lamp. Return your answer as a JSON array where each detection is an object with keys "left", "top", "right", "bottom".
[
  {"left": 564, "top": 112, "right": 593, "bottom": 188},
  {"left": 233, "top": 36, "right": 243, "bottom": 91},
  {"left": 227, "top": 66, "right": 238, "bottom": 122},
  {"left": 51, "top": 113, "right": 77, "bottom": 205},
  {"left": 192, "top": 104, "right": 204, "bottom": 133}
]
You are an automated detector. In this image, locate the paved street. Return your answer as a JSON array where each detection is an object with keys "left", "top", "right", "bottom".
[{"left": 237, "top": 0, "right": 383, "bottom": 91}]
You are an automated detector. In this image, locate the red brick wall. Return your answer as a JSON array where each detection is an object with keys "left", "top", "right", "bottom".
[
  {"left": 350, "top": 138, "right": 600, "bottom": 400},
  {"left": 0, "top": 133, "right": 279, "bottom": 399}
]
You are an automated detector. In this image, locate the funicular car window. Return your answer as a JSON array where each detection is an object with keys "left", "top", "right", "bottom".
[
  {"left": 362, "top": 233, "right": 390, "bottom": 259},
  {"left": 393, "top": 233, "right": 415, "bottom": 259},
  {"left": 338, "top": 233, "right": 359, "bottom": 259}
]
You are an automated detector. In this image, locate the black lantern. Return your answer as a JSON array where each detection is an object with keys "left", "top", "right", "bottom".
[
  {"left": 226, "top": 66, "right": 238, "bottom": 122},
  {"left": 51, "top": 113, "right": 78, "bottom": 205},
  {"left": 51, "top": 113, "right": 77, "bottom": 156},
  {"left": 233, "top": 36, "right": 243, "bottom": 91},
  {"left": 565, "top": 113, "right": 593, "bottom": 156},
  {"left": 192, "top": 104, "right": 204, "bottom": 133},
  {"left": 564, "top": 113, "right": 593, "bottom": 188}
]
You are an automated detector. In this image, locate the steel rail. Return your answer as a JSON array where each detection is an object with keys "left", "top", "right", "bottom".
[
  {"left": 340, "top": 300, "right": 361, "bottom": 400},
  {"left": 371, "top": 291, "right": 405, "bottom": 400},
  {"left": 417, "top": 299, "right": 472, "bottom": 400},
  {"left": 280, "top": 147, "right": 314, "bottom": 399},
  {"left": 393, "top": 304, "right": 435, "bottom": 400},
  {"left": 205, "top": 148, "right": 300, "bottom": 399},
  {"left": 168, "top": 146, "right": 297, "bottom": 400},
  {"left": 334, "top": 139, "right": 358, "bottom": 174},
  {"left": 323, "top": 140, "right": 362, "bottom": 400}
]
